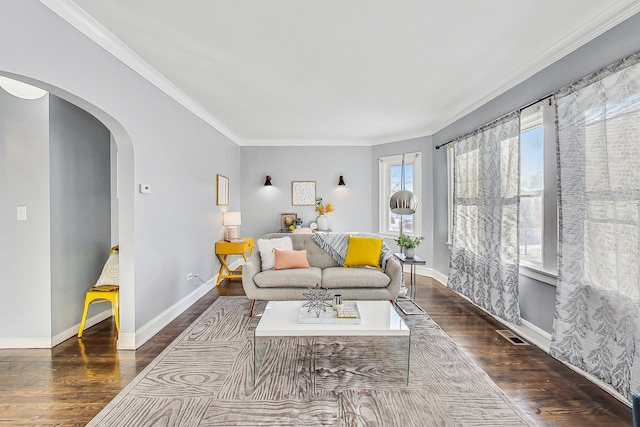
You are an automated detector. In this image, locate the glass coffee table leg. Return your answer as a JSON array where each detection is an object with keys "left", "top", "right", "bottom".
[
  {"left": 254, "top": 334, "right": 268, "bottom": 386},
  {"left": 387, "top": 334, "right": 411, "bottom": 385}
]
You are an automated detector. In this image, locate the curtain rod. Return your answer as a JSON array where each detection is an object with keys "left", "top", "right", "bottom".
[{"left": 434, "top": 93, "right": 555, "bottom": 150}]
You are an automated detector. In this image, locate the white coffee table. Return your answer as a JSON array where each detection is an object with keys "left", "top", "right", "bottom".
[{"left": 254, "top": 300, "right": 411, "bottom": 385}]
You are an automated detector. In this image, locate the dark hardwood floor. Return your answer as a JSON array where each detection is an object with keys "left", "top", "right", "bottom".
[{"left": 0, "top": 276, "right": 631, "bottom": 426}]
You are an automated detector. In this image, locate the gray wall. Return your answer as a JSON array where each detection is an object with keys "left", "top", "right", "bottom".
[
  {"left": 371, "top": 136, "right": 434, "bottom": 258},
  {"left": 0, "top": 89, "right": 51, "bottom": 341},
  {"left": 431, "top": 11, "right": 640, "bottom": 333},
  {"left": 241, "top": 146, "right": 372, "bottom": 240},
  {"left": 1, "top": 0, "right": 241, "bottom": 344},
  {"left": 49, "top": 95, "right": 111, "bottom": 337}
]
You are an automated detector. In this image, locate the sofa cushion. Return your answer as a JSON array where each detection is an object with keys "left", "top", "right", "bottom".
[
  {"left": 322, "top": 267, "right": 390, "bottom": 289},
  {"left": 274, "top": 249, "right": 310, "bottom": 270},
  {"left": 254, "top": 267, "right": 322, "bottom": 288},
  {"left": 344, "top": 235, "right": 383, "bottom": 269},
  {"left": 257, "top": 236, "right": 293, "bottom": 270}
]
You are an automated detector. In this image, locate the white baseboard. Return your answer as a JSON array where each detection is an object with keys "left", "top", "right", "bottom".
[
  {"left": 0, "top": 309, "right": 113, "bottom": 349},
  {"left": 53, "top": 309, "right": 113, "bottom": 347},
  {"left": 0, "top": 336, "right": 52, "bottom": 349},
  {"left": 438, "top": 279, "right": 631, "bottom": 407},
  {"left": 117, "top": 259, "right": 244, "bottom": 350},
  {"left": 407, "top": 264, "right": 448, "bottom": 286},
  {"left": 2, "top": 260, "right": 240, "bottom": 350},
  {"left": 118, "top": 276, "right": 216, "bottom": 350}
]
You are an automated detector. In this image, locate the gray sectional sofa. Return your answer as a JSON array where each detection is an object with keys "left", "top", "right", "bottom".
[{"left": 241, "top": 233, "right": 402, "bottom": 315}]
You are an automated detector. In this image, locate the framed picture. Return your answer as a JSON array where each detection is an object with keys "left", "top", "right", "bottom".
[
  {"left": 291, "top": 181, "right": 316, "bottom": 205},
  {"left": 280, "top": 213, "right": 297, "bottom": 231},
  {"left": 216, "top": 174, "right": 229, "bottom": 206}
]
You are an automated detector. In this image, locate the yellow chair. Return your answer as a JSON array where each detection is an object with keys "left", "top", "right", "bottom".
[{"left": 78, "top": 245, "right": 119, "bottom": 338}]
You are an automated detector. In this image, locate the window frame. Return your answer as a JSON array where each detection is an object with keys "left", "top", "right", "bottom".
[
  {"left": 519, "top": 99, "right": 558, "bottom": 283},
  {"left": 378, "top": 152, "right": 422, "bottom": 238}
]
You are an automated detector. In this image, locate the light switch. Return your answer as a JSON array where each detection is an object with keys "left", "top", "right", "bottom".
[
  {"left": 17, "top": 205, "right": 27, "bottom": 221},
  {"left": 140, "top": 184, "right": 151, "bottom": 194}
]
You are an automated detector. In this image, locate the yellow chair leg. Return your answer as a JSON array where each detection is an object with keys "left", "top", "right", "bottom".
[
  {"left": 78, "top": 293, "right": 92, "bottom": 338},
  {"left": 113, "top": 294, "right": 120, "bottom": 333},
  {"left": 78, "top": 290, "right": 120, "bottom": 338}
]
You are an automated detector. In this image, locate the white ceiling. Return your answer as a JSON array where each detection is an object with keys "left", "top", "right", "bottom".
[{"left": 49, "top": 1, "right": 640, "bottom": 145}]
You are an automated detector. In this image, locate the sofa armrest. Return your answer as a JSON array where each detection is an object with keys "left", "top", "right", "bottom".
[
  {"left": 384, "top": 257, "right": 403, "bottom": 298},
  {"left": 241, "top": 251, "right": 262, "bottom": 299}
]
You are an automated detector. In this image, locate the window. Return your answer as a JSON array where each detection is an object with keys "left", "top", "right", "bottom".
[
  {"left": 378, "top": 152, "right": 421, "bottom": 237},
  {"left": 519, "top": 100, "right": 557, "bottom": 277}
]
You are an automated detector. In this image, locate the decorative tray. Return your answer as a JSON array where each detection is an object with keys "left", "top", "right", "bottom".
[{"left": 297, "top": 301, "right": 361, "bottom": 325}]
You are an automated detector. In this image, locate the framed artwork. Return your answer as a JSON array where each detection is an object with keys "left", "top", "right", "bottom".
[
  {"left": 216, "top": 174, "right": 229, "bottom": 206},
  {"left": 291, "top": 181, "right": 316, "bottom": 205},
  {"left": 280, "top": 213, "right": 297, "bottom": 230}
]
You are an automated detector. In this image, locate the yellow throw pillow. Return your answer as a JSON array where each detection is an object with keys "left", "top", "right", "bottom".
[{"left": 344, "top": 235, "right": 383, "bottom": 269}]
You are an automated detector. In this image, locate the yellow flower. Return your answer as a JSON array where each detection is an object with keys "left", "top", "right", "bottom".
[{"left": 315, "top": 197, "right": 334, "bottom": 215}]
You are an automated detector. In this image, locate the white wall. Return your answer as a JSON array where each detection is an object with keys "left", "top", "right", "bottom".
[
  {"left": 241, "top": 146, "right": 372, "bottom": 239},
  {"left": 0, "top": 0, "right": 240, "bottom": 347},
  {"left": 49, "top": 95, "right": 112, "bottom": 338},
  {"left": 0, "top": 89, "right": 51, "bottom": 344},
  {"left": 110, "top": 135, "right": 119, "bottom": 246}
]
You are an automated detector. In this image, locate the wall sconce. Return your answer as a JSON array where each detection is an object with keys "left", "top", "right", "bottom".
[
  {"left": 338, "top": 175, "right": 346, "bottom": 186},
  {"left": 264, "top": 175, "right": 272, "bottom": 186},
  {"left": 223, "top": 211, "right": 241, "bottom": 240}
]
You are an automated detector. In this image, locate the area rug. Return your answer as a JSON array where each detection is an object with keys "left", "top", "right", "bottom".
[{"left": 89, "top": 297, "right": 533, "bottom": 426}]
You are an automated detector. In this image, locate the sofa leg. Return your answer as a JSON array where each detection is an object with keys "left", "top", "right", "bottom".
[{"left": 248, "top": 299, "right": 256, "bottom": 317}]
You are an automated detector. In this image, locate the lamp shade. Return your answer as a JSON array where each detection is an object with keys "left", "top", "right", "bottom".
[
  {"left": 223, "top": 211, "right": 241, "bottom": 226},
  {"left": 389, "top": 190, "right": 418, "bottom": 214}
]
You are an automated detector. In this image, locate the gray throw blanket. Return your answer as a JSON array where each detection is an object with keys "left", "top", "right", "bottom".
[{"left": 311, "top": 232, "right": 394, "bottom": 271}]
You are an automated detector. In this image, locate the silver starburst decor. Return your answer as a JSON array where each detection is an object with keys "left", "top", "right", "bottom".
[{"left": 302, "top": 284, "right": 332, "bottom": 317}]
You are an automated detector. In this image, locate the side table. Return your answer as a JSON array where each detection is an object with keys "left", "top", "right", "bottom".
[
  {"left": 215, "top": 238, "right": 254, "bottom": 285},
  {"left": 393, "top": 252, "right": 426, "bottom": 315}
]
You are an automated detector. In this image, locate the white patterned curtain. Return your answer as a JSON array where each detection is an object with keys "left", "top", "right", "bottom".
[
  {"left": 551, "top": 52, "right": 640, "bottom": 401},
  {"left": 448, "top": 112, "right": 521, "bottom": 325}
]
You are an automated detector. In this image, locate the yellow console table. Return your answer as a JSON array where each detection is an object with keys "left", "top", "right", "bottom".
[{"left": 215, "top": 238, "right": 254, "bottom": 285}]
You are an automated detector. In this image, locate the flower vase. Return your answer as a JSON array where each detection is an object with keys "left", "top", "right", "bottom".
[
  {"left": 316, "top": 215, "right": 329, "bottom": 231},
  {"left": 403, "top": 248, "right": 415, "bottom": 258}
]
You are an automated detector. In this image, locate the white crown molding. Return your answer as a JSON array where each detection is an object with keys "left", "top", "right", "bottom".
[
  {"left": 39, "top": 0, "right": 640, "bottom": 148},
  {"left": 39, "top": 0, "right": 243, "bottom": 145},
  {"left": 240, "top": 138, "right": 374, "bottom": 147},
  {"left": 242, "top": 129, "right": 438, "bottom": 147},
  {"left": 370, "top": 128, "right": 435, "bottom": 146},
  {"left": 428, "top": 1, "right": 640, "bottom": 136}
]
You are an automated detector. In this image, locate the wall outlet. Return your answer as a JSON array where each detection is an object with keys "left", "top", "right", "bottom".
[{"left": 186, "top": 273, "right": 194, "bottom": 280}]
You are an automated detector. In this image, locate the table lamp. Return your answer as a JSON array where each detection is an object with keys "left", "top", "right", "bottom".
[{"left": 223, "top": 211, "right": 241, "bottom": 241}]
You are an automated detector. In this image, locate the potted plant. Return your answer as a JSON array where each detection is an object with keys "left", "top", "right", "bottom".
[{"left": 395, "top": 235, "right": 424, "bottom": 258}]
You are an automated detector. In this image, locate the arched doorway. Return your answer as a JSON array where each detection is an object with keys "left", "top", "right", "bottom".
[{"left": 0, "top": 72, "right": 135, "bottom": 349}]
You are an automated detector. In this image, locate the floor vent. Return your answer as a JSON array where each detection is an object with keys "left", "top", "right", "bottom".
[{"left": 496, "top": 329, "right": 529, "bottom": 346}]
